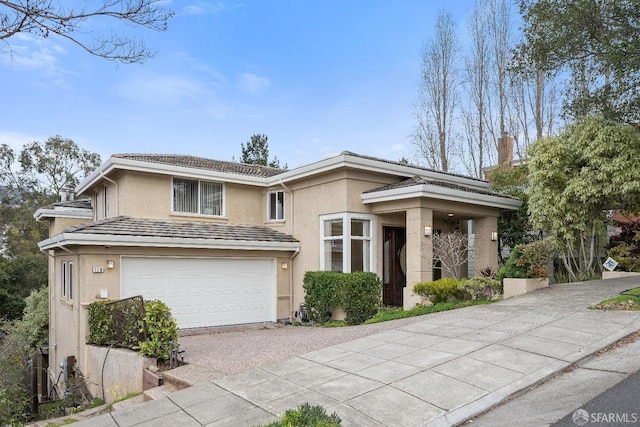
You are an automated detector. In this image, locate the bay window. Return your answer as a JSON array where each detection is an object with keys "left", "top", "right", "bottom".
[{"left": 320, "top": 213, "right": 374, "bottom": 272}]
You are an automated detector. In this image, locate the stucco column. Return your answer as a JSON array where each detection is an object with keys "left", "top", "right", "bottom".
[
  {"left": 474, "top": 216, "right": 499, "bottom": 276},
  {"left": 404, "top": 207, "right": 433, "bottom": 309}
]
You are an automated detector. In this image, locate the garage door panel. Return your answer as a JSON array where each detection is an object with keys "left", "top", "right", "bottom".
[{"left": 121, "top": 257, "right": 276, "bottom": 329}]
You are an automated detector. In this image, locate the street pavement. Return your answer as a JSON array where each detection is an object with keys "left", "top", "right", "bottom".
[
  {"left": 469, "top": 330, "right": 640, "bottom": 426},
  {"left": 72, "top": 277, "right": 640, "bottom": 427}
]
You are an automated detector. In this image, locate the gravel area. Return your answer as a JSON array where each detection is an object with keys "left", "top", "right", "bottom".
[{"left": 178, "top": 315, "right": 433, "bottom": 375}]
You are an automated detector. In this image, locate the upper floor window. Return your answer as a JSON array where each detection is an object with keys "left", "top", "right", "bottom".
[
  {"left": 320, "top": 213, "right": 374, "bottom": 273},
  {"left": 173, "top": 178, "right": 224, "bottom": 216},
  {"left": 268, "top": 191, "right": 285, "bottom": 221}
]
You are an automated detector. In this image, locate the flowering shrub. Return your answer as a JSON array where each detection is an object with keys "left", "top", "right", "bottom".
[{"left": 498, "top": 239, "right": 557, "bottom": 280}]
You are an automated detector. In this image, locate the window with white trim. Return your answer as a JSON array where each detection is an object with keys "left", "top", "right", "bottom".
[
  {"left": 61, "top": 261, "right": 67, "bottom": 298},
  {"left": 267, "top": 191, "right": 285, "bottom": 221},
  {"left": 320, "top": 213, "right": 374, "bottom": 272},
  {"left": 68, "top": 262, "right": 74, "bottom": 300},
  {"left": 172, "top": 178, "right": 224, "bottom": 216}
]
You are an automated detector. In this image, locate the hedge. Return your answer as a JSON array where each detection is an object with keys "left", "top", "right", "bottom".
[{"left": 303, "top": 271, "right": 382, "bottom": 325}]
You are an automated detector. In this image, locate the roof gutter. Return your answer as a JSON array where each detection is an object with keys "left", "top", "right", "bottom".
[{"left": 38, "top": 233, "right": 300, "bottom": 252}]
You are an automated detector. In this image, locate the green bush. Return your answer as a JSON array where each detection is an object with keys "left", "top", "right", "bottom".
[
  {"left": 458, "top": 278, "right": 501, "bottom": 300},
  {"left": 498, "top": 239, "right": 557, "bottom": 281},
  {"left": 303, "top": 271, "right": 382, "bottom": 325},
  {"left": 413, "top": 278, "right": 464, "bottom": 303},
  {"left": 0, "top": 321, "right": 31, "bottom": 425},
  {"left": 607, "top": 242, "right": 640, "bottom": 272},
  {"left": 262, "top": 403, "right": 341, "bottom": 427},
  {"left": 342, "top": 272, "right": 382, "bottom": 325},
  {"left": 88, "top": 298, "right": 178, "bottom": 360},
  {"left": 303, "top": 271, "right": 343, "bottom": 323},
  {"left": 87, "top": 299, "right": 143, "bottom": 348},
  {"left": 137, "top": 299, "right": 178, "bottom": 360}
]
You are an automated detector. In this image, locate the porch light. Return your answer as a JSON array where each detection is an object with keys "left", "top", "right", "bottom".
[
  {"left": 491, "top": 231, "right": 498, "bottom": 241},
  {"left": 107, "top": 260, "right": 115, "bottom": 269},
  {"left": 424, "top": 226, "right": 433, "bottom": 237},
  {"left": 281, "top": 262, "right": 289, "bottom": 270}
]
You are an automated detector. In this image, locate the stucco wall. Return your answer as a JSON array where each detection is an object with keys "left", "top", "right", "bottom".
[
  {"left": 87, "top": 172, "right": 267, "bottom": 224},
  {"left": 83, "top": 346, "right": 156, "bottom": 404}
]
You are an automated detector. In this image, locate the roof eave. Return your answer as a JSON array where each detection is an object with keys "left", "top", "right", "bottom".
[
  {"left": 34, "top": 208, "right": 94, "bottom": 221},
  {"left": 38, "top": 233, "right": 300, "bottom": 252},
  {"left": 272, "top": 153, "right": 491, "bottom": 190},
  {"left": 361, "top": 184, "right": 522, "bottom": 210},
  {"left": 76, "top": 157, "right": 273, "bottom": 196}
]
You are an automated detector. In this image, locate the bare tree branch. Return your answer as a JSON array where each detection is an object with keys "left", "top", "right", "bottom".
[
  {"left": 0, "top": 0, "right": 173, "bottom": 63},
  {"left": 432, "top": 231, "right": 469, "bottom": 280}
]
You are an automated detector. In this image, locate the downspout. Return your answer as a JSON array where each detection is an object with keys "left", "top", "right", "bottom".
[
  {"left": 288, "top": 248, "right": 300, "bottom": 320},
  {"left": 278, "top": 179, "right": 298, "bottom": 320}
]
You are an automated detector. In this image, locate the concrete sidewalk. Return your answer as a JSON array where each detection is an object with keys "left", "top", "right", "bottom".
[{"left": 75, "top": 277, "right": 640, "bottom": 427}]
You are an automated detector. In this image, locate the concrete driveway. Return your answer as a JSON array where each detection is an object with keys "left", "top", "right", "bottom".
[{"left": 76, "top": 277, "right": 640, "bottom": 427}]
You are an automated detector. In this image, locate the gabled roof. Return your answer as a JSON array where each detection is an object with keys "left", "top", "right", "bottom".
[{"left": 38, "top": 216, "right": 300, "bottom": 252}]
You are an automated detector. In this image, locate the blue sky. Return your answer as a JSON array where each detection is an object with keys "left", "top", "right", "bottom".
[{"left": 1, "top": 0, "right": 477, "bottom": 169}]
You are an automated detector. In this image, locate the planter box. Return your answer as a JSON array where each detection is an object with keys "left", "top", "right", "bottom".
[
  {"left": 602, "top": 271, "right": 640, "bottom": 280},
  {"left": 503, "top": 277, "right": 549, "bottom": 299}
]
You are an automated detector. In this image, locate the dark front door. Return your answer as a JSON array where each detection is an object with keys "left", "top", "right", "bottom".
[{"left": 383, "top": 227, "right": 406, "bottom": 306}]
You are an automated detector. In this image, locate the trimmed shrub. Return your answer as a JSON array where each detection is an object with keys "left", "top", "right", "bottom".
[
  {"left": 88, "top": 297, "right": 178, "bottom": 360},
  {"left": 342, "top": 272, "right": 382, "bottom": 325},
  {"left": 413, "top": 278, "right": 464, "bottom": 303},
  {"left": 303, "top": 271, "right": 382, "bottom": 325},
  {"left": 262, "top": 403, "right": 341, "bottom": 426},
  {"left": 458, "top": 278, "right": 501, "bottom": 301},
  {"left": 303, "top": 271, "right": 343, "bottom": 323}
]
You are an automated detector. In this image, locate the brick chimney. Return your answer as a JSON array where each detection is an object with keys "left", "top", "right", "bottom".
[{"left": 497, "top": 134, "right": 514, "bottom": 168}]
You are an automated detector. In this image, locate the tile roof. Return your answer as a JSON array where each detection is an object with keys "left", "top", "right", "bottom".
[
  {"left": 64, "top": 216, "right": 299, "bottom": 243},
  {"left": 47, "top": 199, "right": 92, "bottom": 210},
  {"left": 112, "top": 154, "right": 285, "bottom": 178},
  {"left": 363, "top": 176, "right": 517, "bottom": 200},
  {"left": 340, "top": 151, "right": 487, "bottom": 183}
]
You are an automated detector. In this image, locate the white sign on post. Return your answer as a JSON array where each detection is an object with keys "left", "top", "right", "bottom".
[{"left": 603, "top": 257, "right": 619, "bottom": 272}]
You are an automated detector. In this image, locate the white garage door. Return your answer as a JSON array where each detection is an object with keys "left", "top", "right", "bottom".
[{"left": 121, "top": 257, "right": 276, "bottom": 329}]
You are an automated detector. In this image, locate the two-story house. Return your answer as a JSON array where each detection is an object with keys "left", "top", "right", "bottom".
[{"left": 36, "top": 151, "right": 520, "bottom": 393}]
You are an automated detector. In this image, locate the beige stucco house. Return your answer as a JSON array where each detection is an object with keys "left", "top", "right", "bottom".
[{"left": 36, "top": 151, "right": 520, "bottom": 392}]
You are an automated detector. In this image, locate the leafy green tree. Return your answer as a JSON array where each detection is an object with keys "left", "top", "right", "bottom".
[
  {"left": 240, "top": 134, "right": 285, "bottom": 169},
  {"left": 0, "top": 288, "right": 49, "bottom": 424},
  {"left": 516, "top": 0, "right": 640, "bottom": 123},
  {"left": 488, "top": 164, "right": 536, "bottom": 262},
  {"left": 0, "top": 254, "right": 48, "bottom": 320},
  {"left": 0, "top": 0, "right": 173, "bottom": 64},
  {"left": 0, "top": 137, "right": 100, "bottom": 319},
  {"left": 527, "top": 116, "right": 640, "bottom": 279}
]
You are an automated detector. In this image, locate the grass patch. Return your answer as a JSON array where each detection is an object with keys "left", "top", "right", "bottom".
[
  {"left": 364, "top": 300, "right": 494, "bottom": 325},
  {"left": 45, "top": 420, "right": 77, "bottom": 427},
  {"left": 591, "top": 288, "right": 640, "bottom": 310}
]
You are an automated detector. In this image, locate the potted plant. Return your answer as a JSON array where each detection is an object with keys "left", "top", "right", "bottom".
[{"left": 498, "top": 239, "right": 557, "bottom": 298}]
